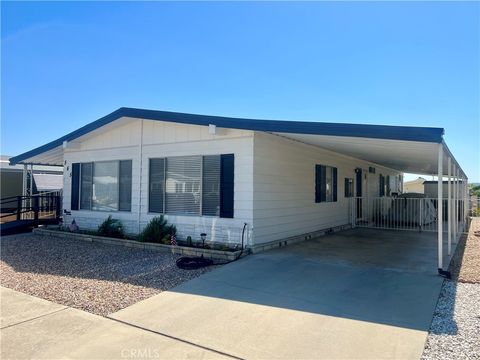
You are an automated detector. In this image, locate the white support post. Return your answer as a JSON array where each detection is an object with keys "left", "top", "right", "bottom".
[
  {"left": 462, "top": 176, "right": 467, "bottom": 228},
  {"left": 456, "top": 167, "right": 459, "bottom": 237},
  {"left": 465, "top": 178, "right": 468, "bottom": 224},
  {"left": 30, "top": 164, "right": 34, "bottom": 219},
  {"left": 453, "top": 166, "right": 457, "bottom": 241},
  {"left": 22, "top": 164, "right": 27, "bottom": 220},
  {"left": 437, "top": 144, "right": 443, "bottom": 271},
  {"left": 447, "top": 157, "right": 452, "bottom": 256}
]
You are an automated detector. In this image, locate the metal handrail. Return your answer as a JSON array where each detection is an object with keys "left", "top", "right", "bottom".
[{"left": 0, "top": 192, "right": 62, "bottom": 224}]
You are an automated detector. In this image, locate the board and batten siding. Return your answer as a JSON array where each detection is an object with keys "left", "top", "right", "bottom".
[
  {"left": 63, "top": 117, "right": 254, "bottom": 245},
  {"left": 251, "top": 131, "right": 400, "bottom": 245}
]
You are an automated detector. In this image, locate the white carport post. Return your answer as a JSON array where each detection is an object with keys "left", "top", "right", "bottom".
[
  {"left": 464, "top": 177, "right": 466, "bottom": 225},
  {"left": 22, "top": 164, "right": 27, "bottom": 220},
  {"left": 447, "top": 157, "right": 452, "bottom": 256},
  {"left": 437, "top": 144, "right": 443, "bottom": 271},
  {"left": 453, "top": 165, "right": 457, "bottom": 241},
  {"left": 455, "top": 167, "right": 459, "bottom": 238}
]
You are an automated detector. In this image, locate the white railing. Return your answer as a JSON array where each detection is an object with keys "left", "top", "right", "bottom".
[
  {"left": 469, "top": 196, "right": 480, "bottom": 217},
  {"left": 351, "top": 196, "right": 467, "bottom": 232}
]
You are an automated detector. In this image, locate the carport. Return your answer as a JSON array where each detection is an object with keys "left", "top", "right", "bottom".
[
  {"left": 273, "top": 131, "right": 469, "bottom": 275},
  {"left": 110, "top": 226, "right": 449, "bottom": 359}
]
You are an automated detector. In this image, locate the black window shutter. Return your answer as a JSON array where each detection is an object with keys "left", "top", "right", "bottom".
[
  {"left": 71, "top": 163, "right": 80, "bottom": 210},
  {"left": 320, "top": 165, "right": 327, "bottom": 202},
  {"left": 315, "top": 165, "right": 321, "bottom": 203},
  {"left": 332, "top": 168, "right": 338, "bottom": 202},
  {"left": 119, "top": 160, "right": 132, "bottom": 211},
  {"left": 220, "top": 154, "right": 234, "bottom": 218},
  {"left": 149, "top": 158, "right": 165, "bottom": 213},
  {"left": 379, "top": 175, "right": 385, "bottom": 196}
]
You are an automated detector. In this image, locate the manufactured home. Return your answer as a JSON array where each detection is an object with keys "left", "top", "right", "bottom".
[
  {"left": 0, "top": 155, "right": 63, "bottom": 213},
  {"left": 10, "top": 108, "right": 469, "bottom": 272}
]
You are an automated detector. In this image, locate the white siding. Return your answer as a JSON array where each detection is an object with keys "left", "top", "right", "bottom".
[
  {"left": 61, "top": 117, "right": 402, "bottom": 247},
  {"left": 63, "top": 118, "right": 254, "bottom": 245},
  {"left": 251, "top": 132, "right": 400, "bottom": 245}
]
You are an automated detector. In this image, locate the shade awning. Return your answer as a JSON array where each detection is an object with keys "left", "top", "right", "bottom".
[{"left": 33, "top": 173, "right": 63, "bottom": 192}]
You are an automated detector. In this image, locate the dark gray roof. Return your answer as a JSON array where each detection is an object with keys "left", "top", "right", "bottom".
[{"left": 10, "top": 107, "right": 445, "bottom": 165}]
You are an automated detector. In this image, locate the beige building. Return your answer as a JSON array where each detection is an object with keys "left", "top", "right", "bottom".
[{"left": 403, "top": 177, "right": 426, "bottom": 194}]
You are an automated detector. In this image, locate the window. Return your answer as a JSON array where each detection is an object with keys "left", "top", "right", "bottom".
[
  {"left": 165, "top": 156, "right": 202, "bottom": 215},
  {"left": 315, "top": 165, "right": 337, "bottom": 203},
  {"left": 80, "top": 163, "right": 93, "bottom": 210},
  {"left": 202, "top": 155, "right": 221, "bottom": 216},
  {"left": 344, "top": 178, "right": 354, "bottom": 197},
  {"left": 74, "top": 160, "right": 132, "bottom": 211},
  {"left": 148, "top": 154, "right": 233, "bottom": 218},
  {"left": 93, "top": 161, "right": 119, "bottom": 211}
]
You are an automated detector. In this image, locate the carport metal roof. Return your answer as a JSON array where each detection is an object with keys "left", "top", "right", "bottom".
[{"left": 9, "top": 107, "right": 467, "bottom": 179}]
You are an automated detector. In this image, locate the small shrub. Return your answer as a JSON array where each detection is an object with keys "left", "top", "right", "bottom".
[
  {"left": 97, "top": 216, "right": 125, "bottom": 239},
  {"left": 186, "top": 236, "right": 193, "bottom": 247},
  {"left": 138, "top": 215, "right": 177, "bottom": 243}
]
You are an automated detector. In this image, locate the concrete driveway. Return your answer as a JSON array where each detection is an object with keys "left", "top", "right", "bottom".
[{"left": 110, "top": 228, "right": 447, "bottom": 359}]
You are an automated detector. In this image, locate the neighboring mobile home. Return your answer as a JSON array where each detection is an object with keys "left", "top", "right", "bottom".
[
  {"left": 0, "top": 155, "right": 63, "bottom": 212},
  {"left": 10, "top": 108, "right": 468, "bottom": 269}
]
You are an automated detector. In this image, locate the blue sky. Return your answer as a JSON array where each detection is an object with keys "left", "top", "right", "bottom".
[{"left": 2, "top": 1, "right": 479, "bottom": 181}]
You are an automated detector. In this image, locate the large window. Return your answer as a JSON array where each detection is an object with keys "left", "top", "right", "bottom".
[
  {"left": 74, "top": 160, "right": 132, "bottom": 211},
  {"left": 149, "top": 154, "right": 232, "bottom": 217},
  {"left": 92, "top": 161, "right": 119, "bottom": 211},
  {"left": 315, "top": 165, "right": 337, "bottom": 203},
  {"left": 165, "top": 156, "right": 202, "bottom": 215}
]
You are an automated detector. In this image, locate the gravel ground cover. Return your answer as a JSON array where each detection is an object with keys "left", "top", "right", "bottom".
[
  {"left": 422, "top": 218, "right": 480, "bottom": 359},
  {"left": 0, "top": 233, "right": 216, "bottom": 316}
]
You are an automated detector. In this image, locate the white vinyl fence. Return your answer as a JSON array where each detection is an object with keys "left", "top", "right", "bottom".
[{"left": 351, "top": 196, "right": 466, "bottom": 232}]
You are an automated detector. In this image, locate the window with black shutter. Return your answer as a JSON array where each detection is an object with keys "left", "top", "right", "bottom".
[
  {"left": 73, "top": 160, "right": 132, "bottom": 212},
  {"left": 315, "top": 164, "right": 337, "bottom": 203},
  {"left": 147, "top": 154, "right": 234, "bottom": 218}
]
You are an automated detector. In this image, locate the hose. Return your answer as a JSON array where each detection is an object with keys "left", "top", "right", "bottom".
[{"left": 176, "top": 223, "right": 248, "bottom": 270}]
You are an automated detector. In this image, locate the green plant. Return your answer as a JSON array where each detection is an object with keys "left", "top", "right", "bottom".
[
  {"left": 186, "top": 236, "right": 192, "bottom": 247},
  {"left": 138, "top": 215, "right": 177, "bottom": 243},
  {"left": 97, "top": 216, "right": 125, "bottom": 239}
]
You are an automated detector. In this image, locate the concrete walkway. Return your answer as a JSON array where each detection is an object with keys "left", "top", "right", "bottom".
[
  {"left": 109, "top": 229, "right": 446, "bottom": 359},
  {"left": 0, "top": 287, "right": 231, "bottom": 359}
]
